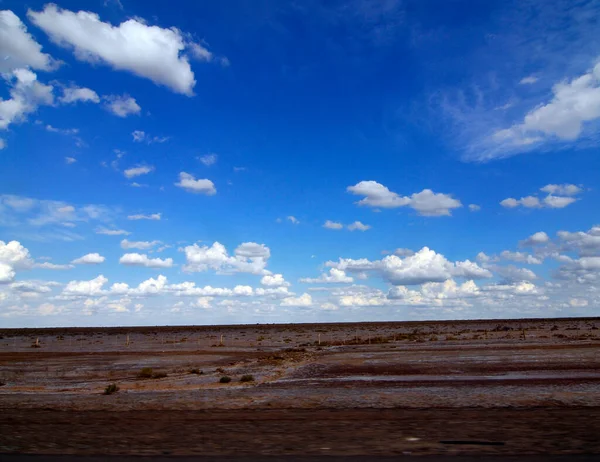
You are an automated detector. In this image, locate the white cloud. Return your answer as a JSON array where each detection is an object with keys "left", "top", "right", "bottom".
[
  {"left": 182, "top": 241, "right": 270, "bottom": 275},
  {"left": 493, "top": 265, "right": 537, "bottom": 283},
  {"left": 557, "top": 226, "right": 600, "bottom": 256},
  {"left": 519, "top": 76, "right": 538, "bottom": 85},
  {"left": 124, "top": 165, "right": 154, "bottom": 179},
  {"left": 499, "top": 250, "right": 542, "bottom": 265},
  {"left": 502, "top": 184, "right": 583, "bottom": 210},
  {"left": 490, "top": 61, "right": 600, "bottom": 151},
  {"left": 327, "top": 246, "right": 491, "bottom": 286},
  {"left": 127, "top": 213, "right": 161, "bottom": 221},
  {"left": 104, "top": 94, "right": 140, "bottom": 117},
  {"left": 287, "top": 216, "right": 299, "bottom": 224},
  {"left": 468, "top": 204, "right": 481, "bottom": 212},
  {"left": 0, "top": 10, "right": 57, "bottom": 73},
  {"left": 33, "top": 261, "right": 74, "bottom": 270},
  {"left": 281, "top": 293, "right": 312, "bottom": 307},
  {"left": 260, "top": 273, "right": 290, "bottom": 287},
  {"left": 175, "top": 172, "right": 216, "bottom": 195},
  {"left": 0, "top": 68, "right": 54, "bottom": 130},
  {"left": 0, "top": 240, "right": 33, "bottom": 268},
  {"left": 95, "top": 227, "right": 130, "bottom": 236},
  {"left": 347, "top": 181, "right": 462, "bottom": 216},
  {"left": 394, "top": 248, "right": 415, "bottom": 257},
  {"left": 59, "top": 86, "right": 100, "bottom": 104},
  {"left": 62, "top": 275, "right": 108, "bottom": 297},
  {"left": 46, "top": 124, "right": 79, "bottom": 135},
  {"left": 0, "top": 138, "right": 5, "bottom": 150},
  {"left": 520, "top": 231, "right": 550, "bottom": 247},
  {"left": 28, "top": 4, "right": 204, "bottom": 95},
  {"left": 131, "top": 130, "right": 169, "bottom": 144},
  {"left": 10, "top": 280, "right": 56, "bottom": 295},
  {"left": 540, "top": 184, "right": 582, "bottom": 196},
  {"left": 198, "top": 154, "right": 217, "bottom": 166},
  {"left": 120, "top": 239, "right": 161, "bottom": 250},
  {"left": 570, "top": 298, "right": 589, "bottom": 307},
  {"left": 119, "top": 253, "right": 173, "bottom": 268},
  {"left": 420, "top": 279, "right": 481, "bottom": 301},
  {"left": 543, "top": 195, "right": 577, "bottom": 208},
  {"left": 72, "top": 253, "right": 105, "bottom": 265},
  {"left": 194, "top": 297, "right": 213, "bottom": 309},
  {"left": 65, "top": 157, "right": 76, "bottom": 164},
  {"left": 323, "top": 220, "right": 343, "bottom": 230},
  {"left": 347, "top": 221, "right": 371, "bottom": 231},
  {"left": 300, "top": 268, "right": 353, "bottom": 284}
]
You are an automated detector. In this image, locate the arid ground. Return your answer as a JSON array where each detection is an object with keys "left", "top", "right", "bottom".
[{"left": 1, "top": 318, "right": 600, "bottom": 457}]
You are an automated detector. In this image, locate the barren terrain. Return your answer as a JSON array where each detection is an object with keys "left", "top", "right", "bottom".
[{"left": 1, "top": 318, "right": 599, "bottom": 456}]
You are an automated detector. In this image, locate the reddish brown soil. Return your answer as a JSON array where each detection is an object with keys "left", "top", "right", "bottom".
[{"left": 1, "top": 318, "right": 599, "bottom": 456}]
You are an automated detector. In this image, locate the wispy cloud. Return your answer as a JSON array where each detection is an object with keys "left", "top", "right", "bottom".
[{"left": 431, "top": 0, "right": 600, "bottom": 162}]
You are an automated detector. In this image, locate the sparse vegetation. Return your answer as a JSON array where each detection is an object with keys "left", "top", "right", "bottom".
[
  {"left": 240, "top": 374, "right": 254, "bottom": 382},
  {"left": 138, "top": 367, "right": 167, "bottom": 379},
  {"left": 103, "top": 383, "right": 119, "bottom": 395},
  {"left": 138, "top": 367, "right": 154, "bottom": 378},
  {"left": 219, "top": 376, "right": 231, "bottom": 383},
  {"left": 189, "top": 368, "right": 203, "bottom": 375}
]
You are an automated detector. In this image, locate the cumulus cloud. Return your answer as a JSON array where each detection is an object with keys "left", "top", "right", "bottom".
[
  {"left": 300, "top": 268, "right": 353, "bottom": 284},
  {"left": 27, "top": 4, "right": 209, "bottom": 95},
  {"left": 347, "top": 181, "right": 462, "bottom": 216},
  {"left": 0, "top": 68, "right": 54, "bottom": 130},
  {"left": 175, "top": 172, "right": 216, "bottom": 195},
  {"left": 499, "top": 251, "right": 543, "bottom": 265},
  {"left": 501, "top": 183, "right": 583, "bottom": 209},
  {"left": 520, "top": 231, "right": 550, "bottom": 247},
  {"left": 65, "top": 157, "right": 76, "bottom": 164},
  {"left": 492, "top": 265, "right": 537, "bottom": 283},
  {"left": 327, "top": 247, "right": 491, "bottom": 286},
  {"left": 280, "top": 293, "right": 312, "bottom": 307},
  {"left": 347, "top": 221, "right": 371, "bottom": 231},
  {"left": 127, "top": 213, "right": 161, "bottom": 221},
  {"left": 182, "top": 241, "right": 270, "bottom": 275},
  {"left": 0, "top": 10, "right": 58, "bottom": 73},
  {"left": 0, "top": 240, "right": 33, "bottom": 282},
  {"left": 468, "top": 204, "right": 481, "bottom": 212},
  {"left": 104, "top": 94, "right": 140, "bottom": 117},
  {"left": 260, "top": 273, "right": 290, "bottom": 287},
  {"left": 323, "top": 220, "right": 343, "bottom": 230},
  {"left": 119, "top": 253, "right": 173, "bottom": 268},
  {"left": 323, "top": 220, "right": 370, "bottom": 231},
  {"left": 59, "top": 85, "right": 100, "bottom": 104},
  {"left": 198, "top": 154, "right": 217, "bottom": 166},
  {"left": 72, "top": 253, "right": 105, "bottom": 265},
  {"left": 124, "top": 165, "right": 154, "bottom": 179},
  {"left": 557, "top": 226, "right": 600, "bottom": 256},
  {"left": 62, "top": 275, "right": 108, "bottom": 297},
  {"left": 287, "top": 216, "right": 299, "bottom": 225},
  {"left": 540, "top": 184, "right": 582, "bottom": 196},
  {"left": 493, "top": 61, "right": 600, "bottom": 145}
]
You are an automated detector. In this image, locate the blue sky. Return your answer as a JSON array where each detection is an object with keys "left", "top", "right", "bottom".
[{"left": 1, "top": 0, "right": 599, "bottom": 327}]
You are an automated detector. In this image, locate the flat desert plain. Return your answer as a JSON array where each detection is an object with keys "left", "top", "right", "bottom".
[{"left": 1, "top": 317, "right": 600, "bottom": 457}]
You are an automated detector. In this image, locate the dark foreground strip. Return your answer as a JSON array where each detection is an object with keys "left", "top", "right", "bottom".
[
  {"left": 440, "top": 441, "right": 505, "bottom": 446},
  {"left": 2, "top": 455, "right": 600, "bottom": 462}
]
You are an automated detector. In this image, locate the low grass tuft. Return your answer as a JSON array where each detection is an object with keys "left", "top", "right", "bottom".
[
  {"left": 103, "top": 383, "right": 119, "bottom": 395},
  {"left": 240, "top": 374, "right": 254, "bottom": 383},
  {"left": 219, "top": 376, "right": 231, "bottom": 384}
]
